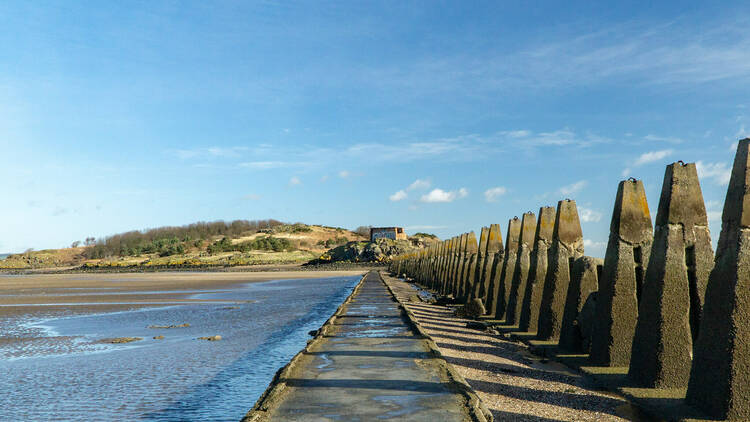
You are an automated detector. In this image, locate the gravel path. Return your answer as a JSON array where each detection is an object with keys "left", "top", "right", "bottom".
[{"left": 385, "top": 276, "right": 639, "bottom": 421}]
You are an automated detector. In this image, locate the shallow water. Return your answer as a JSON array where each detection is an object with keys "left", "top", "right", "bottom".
[{"left": 0, "top": 275, "right": 360, "bottom": 421}]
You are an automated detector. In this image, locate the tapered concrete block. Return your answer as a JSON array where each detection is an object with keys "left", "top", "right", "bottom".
[
  {"left": 559, "top": 256, "right": 603, "bottom": 353},
  {"left": 589, "top": 179, "right": 653, "bottom": 366},
  {"left": 470, "top": 227, "right": 490, "bottom": 300},
  {"left": 518, "top": 206, "right": 556, "bottom": 333},
  {"left": 629, "top": 162, "right": 714, "bottom": 388},
  {"left": 459, "top": 231, "right": 478, "bottom": 301},
  {"left": 536, "top": 200, "right": 584, "bottom": 341},
  {"left": 506, "top": 212, "right": 537, "bottom": 325},
  {"left": 687, "top": 139, "right": 750, "bottom": 420},
  {"left": 491, "top": 217, "right": 521, "bottom": 319},
  {"left": 453, "top": 233, "right": 468, "bottom": 297},
  {"left": 482, "top": 224, "right": 504, "bottom": 311}
]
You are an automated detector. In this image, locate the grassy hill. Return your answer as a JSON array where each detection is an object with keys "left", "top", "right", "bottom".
[{"left": 0, "top": 222, "right": 367, "bottom": 271}]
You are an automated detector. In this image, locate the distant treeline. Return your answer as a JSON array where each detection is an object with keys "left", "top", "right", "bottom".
[{"left": 83, "top": 219, "right": 284, "bottom": 259}]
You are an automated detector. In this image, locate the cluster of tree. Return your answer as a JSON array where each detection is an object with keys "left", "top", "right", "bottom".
[
  {"left": 207, "top": 236, "right": 294, "bottom": 253},
  {"left": 355, "top": 225, "right": 372, "bottom": 238},
  {"left": 83, "top": 219, "right": 283, "bottom": 259},
  {"left": 412, "top": 232, "right": 437, "bottom": 238},
  {"left": 316, "top": 236, "right": 350, "bottom": 248}
]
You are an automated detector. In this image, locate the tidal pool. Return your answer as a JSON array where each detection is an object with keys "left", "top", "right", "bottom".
[{"left": 0, "top": 275, "right": 360, "bottom": 421}]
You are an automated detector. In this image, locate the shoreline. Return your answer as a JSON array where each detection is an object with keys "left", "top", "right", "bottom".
[{"left": 0, "top": 262, "right": 385, "bottom": 276}]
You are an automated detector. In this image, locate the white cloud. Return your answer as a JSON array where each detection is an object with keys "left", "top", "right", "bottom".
[
  {"left": 389, "top": 190, "right": 408, "bottom": 202},
  {"left": 621, "top": 167, "right": 632, "bottom": 177},
  {"left": 705, "top": 200, "right": 723, "bottom": 223},
  {"left": 634, "top": 149, "right": 673, "bottom": 166},
  {"left": 583, "top": 239, "right": 607, "bottom": 257},
  {"left": 579, "top": 207, "right": 603, "bottom": 223},
  {"left": 420, "top": 188, "right": 468, "bottom": 203},
  {"left": 338, "top": 170, "right": 350, "bottom": 179},
  {"left": 484, "top": 187, "right": 507, "bottom": 202},
  {"left": 320, "top": 175, "right": 329, "bottom": 183},
  {"left": 696, "top": 161, "right": 731, "bottom": 185},
  {"left": 243, "top": 194, "right": 261, "bottom": 201},
  {"left": 288, "top": 176, "right": 302, "bottom": 186},
  {"left": 407, "top": 179, "right": 431, "bottom": 191},
  {"left": 559, "top": 180, "right": 587, "bottom": 196}
]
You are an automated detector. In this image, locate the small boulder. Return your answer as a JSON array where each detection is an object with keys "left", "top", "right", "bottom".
[
  {"left": 198, "top": 335, "right": 222, "bottom": 341},
  {"left": 464, "top": 298, "right": 486, "bottom": 319}
]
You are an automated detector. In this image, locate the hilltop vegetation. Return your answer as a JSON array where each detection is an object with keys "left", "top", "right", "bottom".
[
  {"left": 0, "top": 221, "right": 366, "bottom": 270},
  {"left": 0, "top": 220, "right": 438, "bottom": 271}
]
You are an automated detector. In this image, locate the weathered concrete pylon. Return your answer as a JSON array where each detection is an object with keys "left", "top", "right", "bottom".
[
  {"left": 446, "top": 236, "right": 460, "bottom": 296},
  {"left": 558, "top": 256, "right": 603, "bottom": 353},
  {"left": 481, "top": 224, "right": 504, "bottom": 312},
  {"left": 536, "top": 200, "right": 584, "bottom": 341},
  {"left": 490, "top": 217, "right": 521, "bottom": 319},
  {"left": 686, "top": 139, "right": 750, "bottom": 419},
  {"left": 451, "top": 234, "right": 468, "bottom": 298},
  {"left": 469, "top": 227, "right": 490, "bottom": 300},
  {"left": 628, "top": 162, "right": 714, "bottom": 388},
  {"left": 505, "top": 212, "right": 537, "bottom": 325},
  {"left": 458, "top": 231, "right": 479, "bottom": 302},
  {"left": 518, "top": 206, "right": 556, "bottom": 333},
  {"left": 589, "top": 179, "right": 653, "bottom": 366}
]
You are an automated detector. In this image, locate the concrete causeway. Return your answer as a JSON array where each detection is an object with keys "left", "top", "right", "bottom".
[{"left": 244, "top": 271, "right": 489, "bottom": 421}]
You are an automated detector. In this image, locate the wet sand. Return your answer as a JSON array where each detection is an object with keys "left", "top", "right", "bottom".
[
  {"left": 0, "top": 273, "right": 364, "bottom": 420},
  {"left": 0, "top": 270, "right": 365, "bottom": 341}
]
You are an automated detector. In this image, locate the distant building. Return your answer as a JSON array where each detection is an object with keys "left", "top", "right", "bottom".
[{"left": 370, "top": 227, "right": 407, "bottom": 241}]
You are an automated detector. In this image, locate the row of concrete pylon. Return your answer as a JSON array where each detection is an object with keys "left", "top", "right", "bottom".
[{"left": 389, "top": 138, "right": 750, "bottom": 420}]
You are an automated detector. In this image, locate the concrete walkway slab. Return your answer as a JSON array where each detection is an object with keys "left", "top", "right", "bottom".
[{"left": 245, "top": 271, "right": 490, "bottom": 421}]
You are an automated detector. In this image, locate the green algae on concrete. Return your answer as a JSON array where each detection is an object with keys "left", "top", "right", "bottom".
[
  {"left": 505, "top": 212, "right": 537, "bottom": 325},
  {"left": 628, "top": 162, "right": 714, "bottom": 389},
  {"left": 590, "top": 179, "right": 653, "bottom": 367},
  {"left": 686, "top": 138, "right": 750, "bottom": 420},
  {"left": 536, "top": 200, "right": 584, "bottom": 341},
  {"left": 518, "top": 206, "right": 556, "bottom": 333},
  {"left": 558, "top": 256, "right": 603, "bottom": 353},
  {"left": 481, "top": 224, "right": 504, "bottom": 314},
  {"left": 245, "top": 271, "right": 489, "bottom": 422}
]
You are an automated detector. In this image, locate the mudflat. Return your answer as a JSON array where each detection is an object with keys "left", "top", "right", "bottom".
[
  {"left": 0, "top": 270, "right": 365, "bottom": 304},
  {"left": 0, "top": 270, "right": 366, "bottom": 333}
]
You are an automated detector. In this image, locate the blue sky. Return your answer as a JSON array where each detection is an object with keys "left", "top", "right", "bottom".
[{"left": 1, "top": 1, "right": 749, "bottom": 256}]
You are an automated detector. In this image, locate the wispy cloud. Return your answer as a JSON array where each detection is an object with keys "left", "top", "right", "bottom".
[
  {"left": 407, "top": 179, "right": 431, "bottom": 191},
  {"left": 484, "top": 186, "right": 507, "bottom": 203},
  {"left": 421, "top": 188, "right": 468, "bottom": 203},
  {"left": 634, "top": 149, "right": 673, "bottom": 166},
  {"left": 240, "top": 161, "right": 295, "bottom": 170},
  {"left": 696, "top": 161, "right": 731, "bottom": 185},
  {"left": 338, "top": 170, "right": 350, "bottom": 179},
  {"left": 405, "top": 225, "right": 448, "bottom": 231},
  {"left": 559, "top": 180, "right": 587, "bottom": 196},
  {"left": 389, "top": 190, "right": 407, "bottom": 202},
  {"left": 288, "top": 176, "right": 302, "bottom": 186},
  {"left": 174, "top": 146, "right": 249, "bottom": 159},
  {"left": 644, "top": 135, "right": 683, "bottom": 144},
  {"left": 242, "top": 194, "right": 261, "bottom": 201}
]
